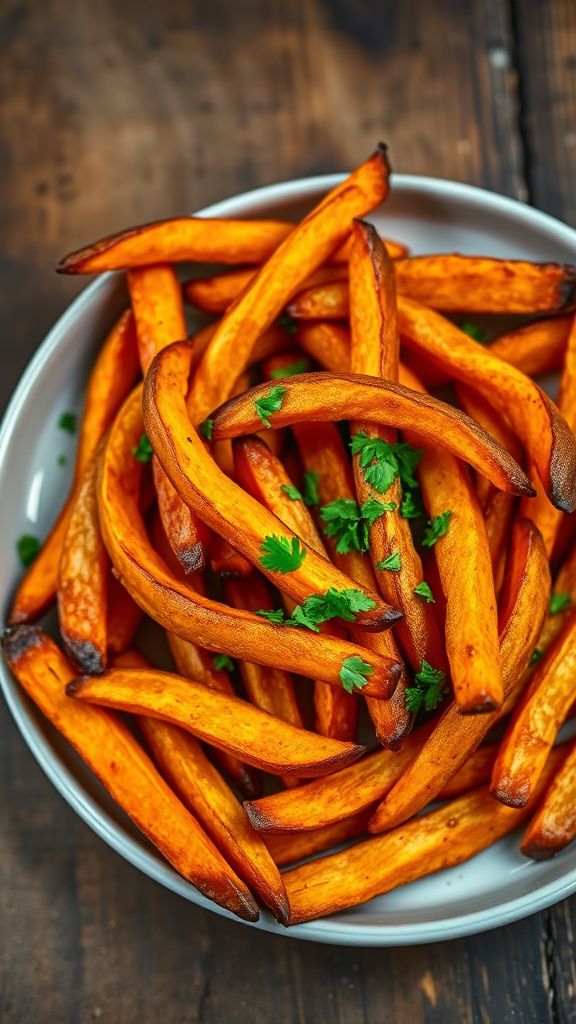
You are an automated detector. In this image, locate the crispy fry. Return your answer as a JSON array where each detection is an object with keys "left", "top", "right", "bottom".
[
  {"left": 209, "top": 534, "right": 253, "bottom": 578},
  {"left": 57, "top": 454, "right": 108, "bottom": 674},
  {"left": 436, "top": 745, "right": 497, "bottom": 799},
  {"left": 521, "top": 739, "right": 576, "bottom": 859},
  {"left": 106, "top": 573, "right": 142, "bottom": 654},
  {"left": 187, "top": 146, "right": 392, "bottom": 421},
  {"left": 144, "top": 344, "right": 399, "bottom": 634},
  {"left": 210, "top": 372, "right": 534, "bottom": 498},
  {"left": 185, "top": 265, "right": 349, "bottom": 315},
  {"left": 10, "top": 310, "right": 139, "bottom": 623},
  {"left": 232, "top": 435, "right": 358, "bottom": 742},
  {"left": 152, "top": 456, "right": 209, "bottom": 573},
  {"left": 285, "top": 749, "right": 564, "bottom": 924},
  {"left": 101, "top": 389, "right": 400, "bottom": 694},
  {"left": 537, "top": 543, "right": 576, "bottom": 656},
  {"left": 127, "top": 265, "right": 187, "bottom": 373},
  {"left": 397, "top": 297, "right": 576, "bottom": 513},
  {"left": 2, "top": 626, "right": 258, "bottom": 920},
  {"left": 489, "top": 316, "right": 572, "bottom": 376},
  {"left": 368, "top": 519, "right": 550, "bottom": 832},
  {"left": 289, "top": 280, "right": 348, "bottom": 320},
  {"left": 297, "top": 321, "right": 351, "bottom": 373},
  {"left": 67, "top": 667, "right": 365, "bottom": 777},
  {"left": 265, "top": 812, "right": 371, "bottom": 867},
  {"left": 490, "top": 610, "right": 576, "bottom": 808}
]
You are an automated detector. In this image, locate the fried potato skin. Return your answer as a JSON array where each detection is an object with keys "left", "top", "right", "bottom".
[{"left": 521, "top": 739, "right": 576, "bottom": 859}]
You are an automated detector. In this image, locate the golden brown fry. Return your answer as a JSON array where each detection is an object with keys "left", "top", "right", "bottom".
[
  {"left": 144, "top": 344, "right": 399, "bottom": 635},
  {"left": 152, "top": 456, "right": 209, "bottom": 573},
  {"left": 289, "top": 280, "right": 348, "bottom": 320},
  {"left": 368, "top": 519, "right": 550, "bottom": 832},
  {"left": 397, "top": 297, "right": 576, "bottom": 513},
  {"left": 187, "top": 145, "right": 392, "bottom": 421},
  {"left": 265, "top": 812, "right": 371, "bottom": 868},
  {"left": 10, "top": 310, "right": 139, "bottom": 623},
  {"left": 297, "top": 321, "right": 351, "bottom": 373},
  {"left": 490, "top": 610, "right": 576, "bottom": 808},
  {"left": 127, "top": 265, "right": 187, "bottom": 373},
  {"left": 105, "top": 573, "right": 142, "bottom": 655},
  {"left": 57, "top": 454, "right": 108, "bottom": 674},
  {"left": 489, "top": 316, "right": 572, "bottom": 376},
  {"left": 2, "top": 626, "right": 258, "bottom": 921},
  {"left": 521, "top": 739, "right": 576, "bottom": 859},
  {"left": 209, "top": 534, "right": 253, "bottom": 578},
  {"left": 67, "top": 667, "right": 366, "bottom": 777},
  {"left": 285, "top": 749, "right": 564, "bottom": 924},
  {"left": 436, "top": 745, "right": 497, "bottom": 800},
  {"left": 210, "top": 372, "right": 534, "bottom": 498},
  {"left": 185, "top": 265, "right": 349, "bottom": 314},
  {"left": 537, "top": 543, "right": 576, "bottom": 656}
]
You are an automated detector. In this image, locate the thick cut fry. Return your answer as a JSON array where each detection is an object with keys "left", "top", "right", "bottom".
[
  {"left": 210, "top": 372, "right": 534, "bottom": 498},
  {"left": 2, "top": 626, "right": 258, "bottom": 921},
  {"left": 127, "top": 265, "right": 187, "bottom": 373},
  {"left": 436, "top": 745, "right": 497, "bottom": 799},
  {"left": 67, "top": 668, "right": 365, "bottom": 777},
  {"left": 489, "top": 316, "right": 572, "bottom": 376},
  {"left": 187, "top": 146, "right": 391, "bottom": 421},
  {"left": 139, "top": 718, "right": 289, "bottom": 923},
  {"left": 348, "top": 223, "right": 445, "bottom": 679},
  {"left": 289, "top": 280, "right": 348, "bottom": 320},
  {"left": 232, "top": 436, "right": 357, "bottom": 742},
  {"left": 209, "top": 533, "right": 253, "bottom": 578},
  {"left": 106, "top": 573, "right": 142, "bottom": 654},
  {"left": 368, "top": 519, "right": 550, "bottom": 832},
  {"left": 152, "top": 456, "right": 209, "bottom": 573},
  {"left": 297, "top": 321, "right": 351, "bottom": 373},
  {"left": 397, "top": 297, "right": 576, "bottom": 513},
  {"left": 265, "top": 812, "right": 371, "bottom": 868},
  {"left": 285, "top": 751, "right": 564, "bottom": 924},
  {"left": 521, "top": 740, "right": 576, "bottom": 859},
  {"left": 57, "top": 454, "right": 108, "bottom": 674},
  {"left": 490, "top": 610, "right": 576, "bottom": 808},
  {"left": 144, "top": 345, "right": 399, "bottom": 634},
  {"left": 11, "top": 310, "right": 139, "bottom": 623},
  {"left": 537, "top": 542, "right": 576, "bottom": 656},
  {"left": 244, "top": 727, "right": 430, "bottom": 834},
  {"left": 101, "top": 390, "right": 398, "bottom": 694},
  {"left": 185, "top": 265, "right": 349, "bottom": 314}
]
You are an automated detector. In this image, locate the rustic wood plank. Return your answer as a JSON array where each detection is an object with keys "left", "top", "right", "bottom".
[{"left": 514, "top": 0, "right": 576, "bottom": 224}]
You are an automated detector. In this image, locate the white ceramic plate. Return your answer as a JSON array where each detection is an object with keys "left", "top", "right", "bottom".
[{"left": 1, "top": 174, "right": 576, "bottom": 947}]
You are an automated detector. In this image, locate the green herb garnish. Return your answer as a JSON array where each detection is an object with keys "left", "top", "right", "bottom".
[
  {"left": 278, "top": 313, "right": 298, "bottom": 335},
  {"left": 270, "top": 359, "right": 310, "bottom": 379},
  {"left": 405, "top": 661, "right": 446, "bottom": 714},
  {"left": 213, "top": 654, "right": 235, "bottom": 672},
  {"left": 255, "top": 385, "right": 287, "bottom": 428},
  {"left": 132, "top": 434, "right": 153, "bottom": 463},
  {"left": 376, "top": 550, "right": 401, "bottom": 572},
  {"left": 530, "top": 648, "right": 544, "bottom": 665},
  {"left": 58, "top": 411, "right": 77, "bottom": 434},
  {"left": 301, "top": 471, "right": 320, "bottom": 507},
  {"left": 320, "top": 497, "right": 395, "bottom": 554},
  {"left": 339, "top": 655, "right": 374, "bottom": 694},
  {"left": 281, "top": 484, "right": 303, "bottom": 501},
  {"left": 256, "top": 608, "right": 286, "bottom": 624},
  {"left": 57, "top": 454, "right": 67, "bottom": 466},
  {"left": 255, "top": 588, "right": 375, "bottom": 632},
  {"left": 350, "top": 432, "right": 422, "bottom": 494},
  {"left": 413, "top": 581, "right": 435, "bottom": 603},
  {"left": 422, "top": 510, "right": 452, "bottom": 547},
  {"left": 549, "top": 592, "right": 572, "bottom": 615},
  {"left": 259, "top": 534, "right": 306, "bottom": 573},
  {"left": 199, "top": 418, "right": 214, "bottom": 440},
  {"left": 461, "top": 322, "right": 487, "bottom": 344},
  {"left": 17, "top": 534, "right": 40, "bottom": 568},
  {"left": 400, "top": 489, "right": 423, "bottom": 519}
]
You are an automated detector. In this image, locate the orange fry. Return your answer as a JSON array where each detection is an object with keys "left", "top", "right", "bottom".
[
  {"left": 127, "top": 264, "right": 187, "bottom": 374},
  {"left": 368, "top": 519, "right": 550, "bottom": 832},
  {"left": 185, "top": 265, "right": 348, "bottom": 314},
  {"left": 152, "top": 456, "right": 209, "bottom": 574},
  {"left": 67, "top": 667, "right": 365, "bottom": 777},
  {"left": 265, "top": 812, "right": 371, "bottom": 868},
  {"left": 57, "top": 453, "right": 108, "bottom": 674},
  {"left": 521, "top": 739, "right": 576, "bottom": 859},
  {"left": 489, "top": 315, "right": 572, "bottom": 376},
  {"left": 209, "top": 533, "right": 253, "bottom": 578},
  {"left": 2, "top": 627, "right": 258, "bottom": 921},
  {"left": 10, "top": 310, "right": 139, "bottom": 623},
  {"left": 105, "top": 573, "right": 142, "bottom": 655},
  {"left": 187, "top": 145, "right": 391, "bottom": 421},
  {"left": 436, "top": 745, "right": 497, "bottom": 799}
]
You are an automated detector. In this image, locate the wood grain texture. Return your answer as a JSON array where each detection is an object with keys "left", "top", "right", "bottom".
[{"left": 0, "top": 1, "right": 575, "bottom": 1022}]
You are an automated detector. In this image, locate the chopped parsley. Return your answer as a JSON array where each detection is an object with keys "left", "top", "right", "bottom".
[
  {"left": 255, "top": 385, "right": 287, "bottom": 428},
  {"left": 320, "top": 497, "right": 395, "bottom": 554},
  {"left": 549, "top": 592, "right": 572, "bottom": 615},
  {"left": 277, "top": 313, "right": 298, "bottom": 335},
  {"left": 199, "top": 418, "right": 214, "bottom": 440},
  {"left": 270, "top": 358, "right": 310, "bottom": 379},
  {"left": 256, "top": 588, "right": 376, "bottom": 632},
  {"left": 413, "top": 581, "right": 435, "bottom": 603},
  {"left": 58, "top": 411, "right": 77, "bottom": 434},
  {"left": 530, "top": 648, "right": 544, "bottom": 665},
  {"left": 213, "top": 654, "right": 235, "bottom": 672},
  {"left": 461, "top": 322, "right": 488, "bottom": 344},
  {"left": 400, "top": 489, "right": 423, "bottom": 519},
  {"left": 405, "top": 661, "right": 446, "bottom": 715},
  {"left": 57, "top": 454, "right": 67, "bottom": 466},
  {"left": 376, "top": 550, "right": 401, "bottom": 572},
  {"left": 256, "top": 608, "right": 285, "bottom": 624},
  {"left": 281, "top": 484, "right": 303, "bottom": 501},
  {"left": 422, "top": 510, "right": 452, "bottom": 547},
  {"left": 339, "top": 655, "right": 374, "bottom": 694},
  {"left": 301, "top": 471, "right": 320, "bottom": 507},
  {"left": 132, "top": 434, "right": 153, "bottom": 463},
  {"left": 350, "top": 432, "right": 422, "bottom": 495},
  {"left": 17, "top": 534, "right": 40, "bottom": 568},
  {"left": 259, "top": 534, "right": 306, "bottom": 573}
]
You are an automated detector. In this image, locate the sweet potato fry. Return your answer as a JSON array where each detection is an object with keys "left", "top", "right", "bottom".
[
  {"left": 144, "top": 344, "right": 399, "bottom": 634},
  {"left": 289, "top": 280, "right": 348, "bottom": 320},
  {"left": 348, "top": 221, "right": 445, "bottom": 680},
  {"left": 265, "top": 812, "right": 371, "bottom": 868},
  {"left": 187, "top": 145, "right": 392, "bottom": 421},
  {"left": 101, "top": 389, "right": 400, "bottom": 694},
  {"left": 57, "top": 454, "right": 108, "bottom": 674},
  {"left": 210, "top": 372, "right": 534, "bottom": 498},
  {"left": 2, "top": 626, "right": 258, "bottom": 921},
  {"left": 368, "top": 519, "right": 550, "bottom": 832},
  {"left": 139, "top": 718, "right": 289, "bottom": 923},
  {"left": 127, "top": 265, "right": 187, "bottom": 373},
  {"left": 209, "top": 533, "right": 253, "bottom": 578},
  {"left": 185, "top": 265, "right": 349, "bottom": 315},
  {"left": 536, "top": 542, "right": 576, "bottom": 657},
  {"left": 489, "top": 316, "right": 572, "bottom": 376},
  {"left": 10, "top": 310, "right": 139, "bottom": 623},
  {"left": 106, "top": 573, "right": 142, "bottom": 655},
  {"left": 436, "top": 745, "right": 497, "bottom": 799},
  {"left": 285, "top": 749, "right": 564, "bottom": 924},
  {"left": 232, "top": 435, "right": 358, "bottom": 742},
  {"left": 490, "top": 610, "right": 576, "bottom": 808},
  {"left": 152, "top": 456, "right": 209, "bottom": 573},
  {"left": 296, "top": 321, "right": 351, "bottom": 373},
  {"left": 397, "top": 297, "right": 576, "bottom": 512},
  {"left": 67, "top": 667, "right": 365, "bottom": 777},
  {"left": 521, "top": 739, "right": 576, "bottom": 859}
]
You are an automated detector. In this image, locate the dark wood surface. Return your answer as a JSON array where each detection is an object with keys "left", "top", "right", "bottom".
[{"left": 1, "top": 2, "right": 575, "bottom": 1021}]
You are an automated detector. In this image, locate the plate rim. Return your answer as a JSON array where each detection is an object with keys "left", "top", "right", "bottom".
[{"left": 2, "top": 172, "right": 576, "bottom": 947}]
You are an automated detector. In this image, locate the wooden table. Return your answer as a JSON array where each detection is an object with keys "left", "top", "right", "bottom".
[{"left": 1, "top": 2, "right": 575, "bottom": 1020}]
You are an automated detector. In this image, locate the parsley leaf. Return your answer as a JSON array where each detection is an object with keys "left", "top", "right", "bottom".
[
  {"left": 361, "top": 497, "right": 395, "bottom": 527},
  {"left": 400, "top": 489, "right": 423, "bottom": 519},
  {"left": 339, "top": 655, "right": 374, "bottom": 694},
  {"left": 133, "top": 434, "right": 153, "bottom": 463},
  {"left": 58, "top": 411, "right": 77, "bottom": 434},
  {"left": 350, "top": 432, "right": 422, "bottom": 494},
  {"left": 422, "top": 510, "right": 452, "bottom": 547},
  {"left": 259, "top": 534, "right": 306, "bottom": 573},
  {"left": 530, "top": 648, "right": 544, "bottom": 665},
  {"left": 549, "top": 592, "right": 572, "bottom": 615},
  {"left": 320, "top": 497, "right": 394, "bottom": 554},
  {"left": 461, "top": 321, "right": 487, "bottom": 344},
  {"left": 256, "top": 588, "right": 376, "bottom": 632},
  {"left": 376, "top": 550, "right": 401, "bottom": 572},
  {"left": 255, "top": 385, "right": 287, "bottom": 428},
  {"left": 199, "top": 418, "right": 214, "bottom": 440},
  {"left": 256, "top": 608, "right": 286, "bottom": 624},
  {"left": 301, "top": 471, "right": 320, "bottom": 507},
  {"left": 278, "top": 313, "right": 298, "bottom": 335},
  {"left": 16, "top": 534, "right": 40, "bottom": 568},
  {"left": 270, "top": 358, "right": 310, "bottom": 379},
  {"left": 281, "top": 483, "right": 303, "bottom": 501},
  {"left": 405, "top": 661, "right": 446, "bottom": 714},
  {"left": 414, "top": 581, "right": 435, "bottom": 603},
  {"left": 57, "top": 454, "right": 67, "bottom": 466},
  {"left": 213, "top": 654, "right": 235, "bottom": 672}
]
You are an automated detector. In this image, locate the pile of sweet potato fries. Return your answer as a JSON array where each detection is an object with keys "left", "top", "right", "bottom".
[{"left": 6, "top": 144, "right": 576, "bottom": 925}]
